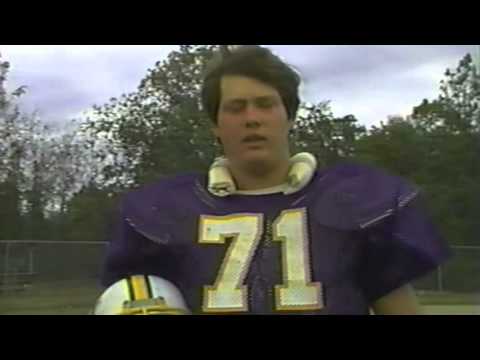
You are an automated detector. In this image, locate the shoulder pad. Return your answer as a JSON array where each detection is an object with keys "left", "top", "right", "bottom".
[
  {"left": 122, "top": 174, "right": 200, "bottom": 244},
  {"left": 311, "top": 163, "right": 419, "bottom": 230}
]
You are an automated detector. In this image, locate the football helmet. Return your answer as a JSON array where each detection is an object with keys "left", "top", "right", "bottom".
[{"left": 93, "top": 275, "right": 190, "bottom": 315}]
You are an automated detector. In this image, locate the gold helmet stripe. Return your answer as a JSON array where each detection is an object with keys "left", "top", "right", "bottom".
[{"left": 129, "top": 275, "right": 150, "bottom": 300}]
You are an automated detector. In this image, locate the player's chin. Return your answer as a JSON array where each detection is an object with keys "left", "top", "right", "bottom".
[
  {"left": 241, "top": 152, "right": 275, "bottom": 171},
  {"left": 241, "top": 149, "right": 271, "bottom": 162},
  {"left": 229, "top": 145, "right": 272, "bottom": 166}
]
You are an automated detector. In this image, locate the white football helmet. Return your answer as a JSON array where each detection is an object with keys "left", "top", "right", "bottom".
[{"left": 93, "top": 275, "right": 190, "bottom": 315}]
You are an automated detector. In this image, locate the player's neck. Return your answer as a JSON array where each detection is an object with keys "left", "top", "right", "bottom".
[{"left": 229, "top": 159, "right": 291, "bottom": 191}]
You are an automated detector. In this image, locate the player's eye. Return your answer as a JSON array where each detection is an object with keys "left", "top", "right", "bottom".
[
  {"left": 222, "top": 100, "right": 246, "bottom": 114},
  {"left": 255, "top": 97, "right": 277, "bottom": 109}
]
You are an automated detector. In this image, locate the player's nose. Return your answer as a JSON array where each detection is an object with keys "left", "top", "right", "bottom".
[{"left": 243, "top": 104, "right": 263, "bottom": 129}]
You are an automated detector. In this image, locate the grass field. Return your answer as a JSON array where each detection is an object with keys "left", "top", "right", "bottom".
[
  {"left": 418, "top": 291, "right": 480, "bottom": 314},
  {"left": 1, "top": 283, "right": 479, "bottom": 315},
  {"left": 0, "top": 280, "right": 101, "bottom": 315}
]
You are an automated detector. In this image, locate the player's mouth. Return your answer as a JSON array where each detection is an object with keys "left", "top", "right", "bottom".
[{"left": 242, "top": 134, "right": 267, "bottom": 144}]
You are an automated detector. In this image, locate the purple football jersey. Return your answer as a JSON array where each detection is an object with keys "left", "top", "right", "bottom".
[{"left": 101, "top": 163, "right": 451, "bottom": 314}]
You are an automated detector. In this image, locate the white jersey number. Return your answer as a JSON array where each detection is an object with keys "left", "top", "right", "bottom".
[{"left": 198, "top": 208, "right": 323, "bottom": 313}]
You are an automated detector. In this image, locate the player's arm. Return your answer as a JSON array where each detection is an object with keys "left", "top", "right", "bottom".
[
  {"left": 358, "top": 192, "right": 451, "bottom": 315},
  {"left": 371, "top": 284, "right": 422, "bottom": 315},
  {"left": 100, "top": 193, "right": 179, "bottom": 288},
  {"left": 95, "top": 194, "right": 189, "bottom": 315}
]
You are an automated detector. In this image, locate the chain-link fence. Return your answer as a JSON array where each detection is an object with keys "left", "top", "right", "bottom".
[
  {"left": 0, "top": 240, "right": 106, "bottom": 285},
  {"left": 414, "top": 245, "right": 480, "bottom": 293},
  {"left": 0, "top": 241, "right": 478, "bottom": 314},
  {"left": 1, "top": 241, "right": 478, "bottom": 293},
  {"left": 0, "top": 240, "right": 107, "bottom": 314}
]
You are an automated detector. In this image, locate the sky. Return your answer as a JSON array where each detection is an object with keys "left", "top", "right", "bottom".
[{"left": 0, "top": 45, "right": 477, "bottom": 130}]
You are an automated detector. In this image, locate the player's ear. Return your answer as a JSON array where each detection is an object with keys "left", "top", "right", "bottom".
[
  {"left": 211, "top": 126, "right": 223, "bottom": 146},
  {"left": 212, "top": 125, "right": 220, "bottom": 138},
  {"left": 287, "top": 119, "right": 295, "bottom": 134}
]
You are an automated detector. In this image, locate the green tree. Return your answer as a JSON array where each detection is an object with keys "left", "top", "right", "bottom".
[
  {"left": 293, "top": 102, "right": 366, "bottom": 166},
  {"left": 354, "top": 116, "right": 427, "bottom": 181},
  {"left": 59, "top": 186, "right": 118, "bottom": 242},
  {"left": 83, "top": 45, "right": 221, "bottom": 189},
  {"left": 409, "top": 53, "right": 480, "bottom": 246},
  {"left": 0, "top": 54, "right": 29, "bottom": 239}
]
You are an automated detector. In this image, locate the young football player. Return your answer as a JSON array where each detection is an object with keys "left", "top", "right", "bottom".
[{"left": 95, "top": 46, "right": 451, "bottom": 315}]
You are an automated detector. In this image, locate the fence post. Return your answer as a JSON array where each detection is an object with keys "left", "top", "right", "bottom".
[
  {"left": 437, "top": 266, "right": 443, "bottom": 292},
  {"left": 2, "top": 242, "right": 10, "bottom": 293},
  {"left": 28, "top": 246, "right": 34, "bottom": 274}
]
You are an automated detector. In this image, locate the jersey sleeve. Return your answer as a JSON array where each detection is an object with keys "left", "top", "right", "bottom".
[
  {"left": 357, "top": 194, "right": 452, "bottom": 304},
  {"left": 100, "top": 194, "right": 181, "bottom": 288}
]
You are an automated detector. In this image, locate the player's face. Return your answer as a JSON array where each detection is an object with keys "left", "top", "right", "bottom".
[{"left": 213, "top": 75, "right": 292, "bottom": 169}]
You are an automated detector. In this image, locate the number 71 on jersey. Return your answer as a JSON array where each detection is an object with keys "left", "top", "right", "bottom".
[{"left": 198, "top": 208, "right": 324, "bottom": 313}]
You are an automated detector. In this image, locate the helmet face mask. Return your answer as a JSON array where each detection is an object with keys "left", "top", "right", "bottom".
[
  {"left": 93, "top": 275, "right": 190, "bottom": 315},
  {"left": 119, "top": 298, "right": 190, "bottom": 315}
]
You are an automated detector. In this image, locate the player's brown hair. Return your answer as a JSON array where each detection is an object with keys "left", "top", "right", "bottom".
[{"left": 201, "top": 45, "right": 301, "bottom": 124}]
